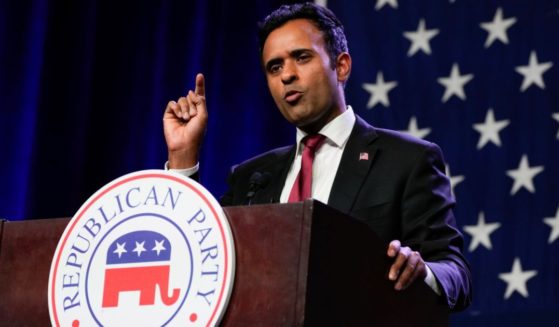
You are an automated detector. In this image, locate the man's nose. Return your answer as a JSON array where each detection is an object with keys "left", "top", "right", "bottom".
[{"left": 281, "top": 62, "right": 297, "bottom": 84}]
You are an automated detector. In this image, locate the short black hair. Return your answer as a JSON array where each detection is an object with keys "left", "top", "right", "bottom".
[{"left": 257, "top": 2, "right": 348, "bottom": 68}]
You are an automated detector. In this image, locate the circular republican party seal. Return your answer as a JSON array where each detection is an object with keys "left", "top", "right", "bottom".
[{"left": 48, "top": 170, "right": 235, "bottom": 327}]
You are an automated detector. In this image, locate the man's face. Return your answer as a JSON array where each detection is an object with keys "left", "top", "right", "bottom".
[{"left": 262, "top": 19, "right": 345, "bottom": 133}]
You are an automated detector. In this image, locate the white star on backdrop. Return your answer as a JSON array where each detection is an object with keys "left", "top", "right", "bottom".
[
  {"left": 463, "top": 212, "right": 501, "bottom": 252},
  {"left": 515, "top": 50, "right": 554, "bottom": 92},
  {"left": 498, "top": 257, "right": 538, "bottom": 299},
  {"left": 543, "top": 207, "right": 559, "bottom": 244},
  {"left": 113, "top": 242, "right": 127, "bottom": 258},
  {"left": 375, "top": 0, "right": 398, "bottom": 11},
  {"left": 480, "top": 7, "right": 517, "bottom": 48},
  {"left": 445, "top": 164, "right": 465, "bottom": 199},
  {"left": 133, "top": 241, "right": 146, "bottom": 257},
  {"left": 401, "top": 116, "right": 431, "bottom": 139},
  {"left": 152, "top": 239, "right": 167, "bottom": 255},
  {"left": 403, "top": 19, "right": 439, "bottom": 57},
  {"left": 473, "top": 109, "right": 510, "bottom": 149},
  {"left": 362, "top": 71, "right": 398, "bottom": 109},
  {"left": 438, "top": 63, "right": 474, "bottom": 103},
  {"left": 553, "top": 113, "right": 559, "bottom": 139},
  {"left": 506, "top": 154, "right": 544, "bottom": 195}
]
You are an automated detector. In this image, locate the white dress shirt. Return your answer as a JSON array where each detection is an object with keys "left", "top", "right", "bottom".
[{"left": 279, "top": 106, "right": 355, "bottom": 203}]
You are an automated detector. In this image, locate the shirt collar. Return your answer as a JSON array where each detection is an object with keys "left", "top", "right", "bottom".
[{"left": 295, "top": 106, "right": 356, "bottom": 152}]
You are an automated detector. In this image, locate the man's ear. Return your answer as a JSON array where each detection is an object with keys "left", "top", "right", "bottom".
[{"left": 336, "top": 52, "right": 352, "bottom": 83}]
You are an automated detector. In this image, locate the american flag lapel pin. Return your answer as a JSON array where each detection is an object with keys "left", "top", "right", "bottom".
[{"left": 359, "top": 152, "right": 369, "bottom": 161}]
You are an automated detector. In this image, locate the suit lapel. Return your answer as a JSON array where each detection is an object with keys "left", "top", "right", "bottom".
[
  {"left": 252, "top": 145, "right": 296, "bottom": 204},
  {"left": 328, "top": 116, "right": 379, "bottom": 213}
]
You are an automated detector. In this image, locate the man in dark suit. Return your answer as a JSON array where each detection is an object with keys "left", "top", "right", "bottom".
[{"left": 163, "top": 3, "right": 471, "bottom": 311}]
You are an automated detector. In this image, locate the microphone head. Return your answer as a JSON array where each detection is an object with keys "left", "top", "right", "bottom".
[
  {"left": 249, "top": 172, "right": 262, "bottom": 184},
  {"left": 258, "top": 172, "right": 271, "bottom": 187},
  {"left": 249, "top": 172, "right": 271, "bottom": 187}
]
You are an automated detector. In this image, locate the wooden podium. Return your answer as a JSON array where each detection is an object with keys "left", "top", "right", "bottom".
[{"left": 0, "top": 201, "right": 448, "bottom": 326}]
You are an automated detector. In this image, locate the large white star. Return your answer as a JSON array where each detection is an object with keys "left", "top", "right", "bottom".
[
  {"left": 375, "top": 0, "right": 398, "bottom": 11},
  {"left": 515, "top": 51, "right": 553, "bottom": 92},
  {"left": 403, "top": 19, "right": 439, "bottom": 57},
  {"left": 506, "top": 154, "right": 544, "bottom": 195},
  {"left": 480, "top": 7, "right": 517, "bottom": 48},
  {"left": 445, "top": 164, "right": 464, "bottom": 199},
  {"left": 113, "top": 242, "right": 127, "bottom": 258},
  {"left": 472, "top": 108, "right": 510, "bottom": 149},
  {"left": 362, "top": 71, "right": 398, "bottom": 109},
  {"left": 437, "top": 63, "right": 474, "bottom": 103},
  {"left": 133, "top": 241, "right": 146, "bottom": 257},
  {"left": 553, "top": 113, "right": 559, "bottom": 139},
  {"left": 401, "top": 116, "right": 431, "bottom": 139},
  {"left": 543, "top": 207, "right": 559, "bottom": 244},
  {"left": 463, "top": 212, "right": 501, "bottom": 252},
  {"left": 498, "top": 257, "right": 537, "bottom": 299}
]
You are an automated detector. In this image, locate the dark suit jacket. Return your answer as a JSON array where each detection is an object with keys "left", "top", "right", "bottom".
[{"left": 220, "top": 115, "right": 472, "bottom": 311}]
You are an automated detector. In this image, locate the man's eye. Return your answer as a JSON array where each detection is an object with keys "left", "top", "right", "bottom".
[
  {"left": 269, "top": 65, "right": 281, "bottom": 73},
  {"left": 297, "top": 54, "right": 311, "bottom": 62}
]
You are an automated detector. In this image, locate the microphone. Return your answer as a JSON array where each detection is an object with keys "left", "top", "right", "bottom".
[{"left": 246, "top": 172, "right": 271, "bottom": 205}]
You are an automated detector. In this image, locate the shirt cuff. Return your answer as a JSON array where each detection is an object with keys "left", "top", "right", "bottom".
[
  {"left": 424, "top": 263, "right": 442, "bottom": 296},
  {"left": 164, "top": 161, "right": 199, "bottom": 177}
]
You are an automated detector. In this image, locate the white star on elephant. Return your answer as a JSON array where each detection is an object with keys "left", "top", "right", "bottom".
[
  {"left": 133, "top": 241, "right": 146, "bottom": 257},
  {"left": 152, "top": 239, "right": 167, "bottom": 256},
  {"left": 113, "top": 242, "right": 127, "bottom": 258}
]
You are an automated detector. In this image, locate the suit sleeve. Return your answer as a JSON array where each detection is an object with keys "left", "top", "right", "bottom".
[
  {"left": 400, "top": 142, "right": 472, "bottom": 311},
  {"left": 219, "top": 165, "right": 238, "bottom": 206}
]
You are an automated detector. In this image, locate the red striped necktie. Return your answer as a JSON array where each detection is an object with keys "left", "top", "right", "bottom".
[{"left": 288, "top": 134, "right": 326, "bottom": 202}]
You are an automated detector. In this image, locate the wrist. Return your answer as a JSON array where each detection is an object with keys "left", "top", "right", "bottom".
[{"left": 168, "top": 149, "right": 198, "bottom": 169}]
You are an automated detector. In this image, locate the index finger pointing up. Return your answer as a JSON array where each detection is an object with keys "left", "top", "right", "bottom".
[{"left": 195, "top": 73, "right": 205, "bottom": 97}]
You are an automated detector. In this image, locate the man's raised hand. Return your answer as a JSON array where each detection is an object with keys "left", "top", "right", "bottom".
[{"left": 163, "top": 73, "right": 208, "bottom": 169}]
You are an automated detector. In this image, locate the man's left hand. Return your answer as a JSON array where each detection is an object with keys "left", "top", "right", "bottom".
[{"left": 387, "top": 240, "right": 427, "bottom": 291}]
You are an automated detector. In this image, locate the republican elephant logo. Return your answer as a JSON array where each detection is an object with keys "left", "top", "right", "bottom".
[{"left": 102, "top": 230, "right": 180, "bottom": 308}]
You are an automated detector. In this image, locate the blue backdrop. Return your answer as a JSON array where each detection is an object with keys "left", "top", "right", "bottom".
[{"left": 1, "top": 0, "right": 558, "bottom": 325}]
